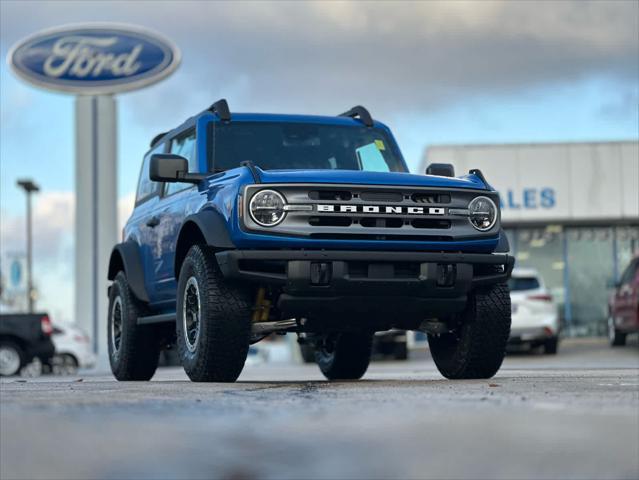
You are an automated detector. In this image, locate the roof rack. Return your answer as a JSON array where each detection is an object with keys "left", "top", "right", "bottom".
[
  {"left": 149, "top": 98, "right": 232, "bottom": 148},
  {"left": 150, "top": 131, "right": 168, "bottom": 148},
  {"left": 208, "top": 98, "right": 231, "bottom": 122},
  {"left": 339, "top": 105, "right": 373, "bottom": 127}
]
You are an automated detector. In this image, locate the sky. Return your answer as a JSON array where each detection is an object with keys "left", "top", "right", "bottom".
[{"left": 1, "top": 0, "right": 638, "bottom": 322}]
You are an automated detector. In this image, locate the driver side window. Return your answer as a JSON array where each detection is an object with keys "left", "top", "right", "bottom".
[
  {"left": 136, "top": 143, "right": 164, "bottom": 204},
  {"left": 165, "top": 129, "right": 197, "bottom": 196}
]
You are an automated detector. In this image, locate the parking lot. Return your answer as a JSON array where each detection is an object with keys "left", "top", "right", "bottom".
[{"left": 1, "top": 338, "right": 637, "bottom": 480}]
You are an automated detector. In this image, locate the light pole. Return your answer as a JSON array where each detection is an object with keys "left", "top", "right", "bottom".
[{"left": 16, "top": 179, "right": 39, "bottom": 313}]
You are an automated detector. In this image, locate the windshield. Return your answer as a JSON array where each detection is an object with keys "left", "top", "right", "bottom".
[{"left": 208, "top": 122, "right": 406, "bottom": 173}]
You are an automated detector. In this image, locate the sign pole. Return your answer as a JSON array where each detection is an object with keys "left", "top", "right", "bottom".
[
  {"left": 9, "top": 24, "right": 180, "bottom": 367},
  {"left": 75, "top": 95, "right": 117, "bottom": 358},
  {"left": 26, "top": 188, "right": 33, "bottom": 313}
]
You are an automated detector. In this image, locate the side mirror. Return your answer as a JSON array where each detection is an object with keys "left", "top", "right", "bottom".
[
  {"left": 150, "top": 154, "right": 204, "bottom": 184},
  {"left": 426, "top": 163, "right": 455, "bottom": 177}
]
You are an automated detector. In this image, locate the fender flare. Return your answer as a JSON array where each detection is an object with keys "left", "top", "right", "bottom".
[
  {"left": 494, "top": 228, "right": 511, "bottom": 253},
  {"left": 107, "top": 242, "right": 149, "bottom": 303},
  {"left": 183, "top": 209, "right": 234, "bottom": 249},
  {"left": 174, "top": 209, "right": 235, "bottom": 277}
]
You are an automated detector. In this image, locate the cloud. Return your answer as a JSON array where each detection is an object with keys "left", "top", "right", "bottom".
[
  {"left": 1, "top": 0, "right": 637, "bottom": 125},
  {"left": 1, "top": 191, "right": 74, "bottom": 262},
  {"left": 1, "top": 190, "right": 135, "bottom": 262}
]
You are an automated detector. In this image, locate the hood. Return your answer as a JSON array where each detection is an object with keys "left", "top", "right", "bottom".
[{"left": 257, "top": 168, "right": 488, "bottom": 190}]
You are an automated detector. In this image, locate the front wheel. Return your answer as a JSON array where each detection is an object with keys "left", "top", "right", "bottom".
[
  {"left": 176, "top": 244, "right": 253, "bottom": 382},
  {"left": 55, "top": 354, "right": 79, "bottom": 375},
  {"left": 428, "top": 283, "right": 511, "bottom": 379},
  {"left": 315, "top": 332, "right": 374, "bottom": 380}
]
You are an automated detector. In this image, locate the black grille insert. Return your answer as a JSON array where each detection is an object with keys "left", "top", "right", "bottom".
[
  {"left": 360, "top": 191, "right": 403, "bottom": 202},
  {"left": 412, "top": 219, "right": 451, "bottom": 229},
  {"left": 412, "top": 193, "right": 451, "bottom": 204},
  {"left": 308, "top": 190, "right": 352, "bottom": 201},
  {"left": 309, "top": 216, "right": 352, "bottom": 227},
  {"left": 360, "top": 217, "right": 403, "bottom": 228}
]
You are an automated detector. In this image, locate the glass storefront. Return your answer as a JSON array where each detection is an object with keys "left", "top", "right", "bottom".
[{"left": 505, "top": 225, "right": 639, "bottom": 336}]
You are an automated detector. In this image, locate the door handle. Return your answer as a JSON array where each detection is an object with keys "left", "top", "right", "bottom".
[{"left": 146, "top": 216, "right": 160, "bottom": 228}]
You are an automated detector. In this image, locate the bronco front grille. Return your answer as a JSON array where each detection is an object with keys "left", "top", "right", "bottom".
[{"left": 243, "top": 183, "right": 500, "bottom": 242}]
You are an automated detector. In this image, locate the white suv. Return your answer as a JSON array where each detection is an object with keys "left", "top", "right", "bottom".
[
  {"left": 50, "top": 324, "right": 96, "bottom": 373},
  {"left": 508, "top": 268, "right": 560, "bottom": 354}
]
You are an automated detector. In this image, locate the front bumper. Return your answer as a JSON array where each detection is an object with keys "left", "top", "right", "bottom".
[{"left": 217, "top": 250, "right": 514, "bottom": 318}]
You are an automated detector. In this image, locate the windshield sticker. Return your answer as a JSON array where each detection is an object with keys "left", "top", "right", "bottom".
[{"left": 375, "top": 139, "right": 386, "bottom": 151}]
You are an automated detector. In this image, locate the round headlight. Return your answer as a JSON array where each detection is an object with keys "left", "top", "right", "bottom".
[
  {"left": 468, "top": 196, "right": 497, "bottom": 231},
  {"left": 249, "top": 190, "right": 286, "bottom": 227}
]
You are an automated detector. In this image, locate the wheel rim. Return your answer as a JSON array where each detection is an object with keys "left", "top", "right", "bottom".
[
  {"left": 318, "top": 334, "right": 337, "bottom": 362},
  {"left": 183, "top": 276, "right": 201, "bottom": 353},
  {"left": 62, "top": 355, "right": 78, "bottom": 372},
  {"left": 0, "top": 346, "right": 21, "bottom": 376},
  {"left": 111, "top": 296, "right": 123, "bottom": 354}
]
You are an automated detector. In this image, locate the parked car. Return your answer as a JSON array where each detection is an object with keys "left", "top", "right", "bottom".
[
  {"left": 0, "top": 313, "right": 55, "bottom": 376},
  {"left": 107, "top": 99, "right": 513, "bottom": 383},
  {"left": 608, "top": 256, "right": 639, "bottom": 346},
  {"left": 373, "top": 330, "right": 409, "bottom": 360},
  {"left": 300, "top": 330, "right": 408, "bottom": 363},
  {"left": 508, "top": 268, "right": 560, "bottom": 354},
  {"left": 50, "top": 324, "right": 95, "bottom": 373}
]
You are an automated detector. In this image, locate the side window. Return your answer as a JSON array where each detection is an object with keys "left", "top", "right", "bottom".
[
  {"left": 136, "top": 143, "right": 164, "bottom": 204},
  {"left": 165, "top": 129, "right": 197, "bottom": 196}
]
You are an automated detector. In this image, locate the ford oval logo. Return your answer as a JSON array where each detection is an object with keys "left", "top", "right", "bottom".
[{"left": 8, "top": 24, "right": 180, "bottom": 94}]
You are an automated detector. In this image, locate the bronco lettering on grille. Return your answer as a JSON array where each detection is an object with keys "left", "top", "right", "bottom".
[{"left": 316, "top": 205, "right": 445, "bottom": 215}]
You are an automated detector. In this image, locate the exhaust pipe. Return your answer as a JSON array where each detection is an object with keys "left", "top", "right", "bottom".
[{"left": 252, "top": 318, "right": 298, "bottom": 334}]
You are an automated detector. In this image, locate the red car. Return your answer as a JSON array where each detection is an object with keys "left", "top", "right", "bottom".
[{"left": 608, "top": 255, "right": 639, "bottom": 346}]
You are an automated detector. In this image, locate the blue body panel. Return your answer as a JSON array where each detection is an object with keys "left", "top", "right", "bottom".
[
  {"left": 124, "top": 112, "right": 499, "bottom": 308},
  {"left": 258, "top": 168, "right": 487, "bottom": 190}
]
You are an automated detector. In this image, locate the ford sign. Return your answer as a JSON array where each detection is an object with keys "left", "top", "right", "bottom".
[{"left": 7, "top": 24, "right": 180, "bottom": 94}]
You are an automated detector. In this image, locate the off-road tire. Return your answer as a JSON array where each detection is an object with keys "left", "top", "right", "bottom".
[
  {"left": 428, "top": 283, "right": 511, "bottom": 379},
  {"left": 544, "top": 336, "right": 559, "bottom": 354},
  {"left": 316, "top": 332, "right": 374, "bottom": 380},
  {"left": 176, "top": 244, "right": 253, "bottom": 382},
  {"left": 108, "top": 271, "right": 161, "bottom": 381}
]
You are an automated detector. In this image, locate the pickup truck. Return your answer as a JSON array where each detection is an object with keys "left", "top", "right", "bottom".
[
  {"left": 107, "top": 100, "right": 514, "bottom": 382},
  {"left": 0, "top": 313, "right": 55, "bottom": 376}
]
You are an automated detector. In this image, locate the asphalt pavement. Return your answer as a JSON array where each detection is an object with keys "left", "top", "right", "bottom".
[{"left": 1, "top": 338, "right": 638, "bottom": 480}]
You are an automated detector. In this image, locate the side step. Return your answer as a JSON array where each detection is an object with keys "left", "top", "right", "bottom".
[{"left": 137, "top": 313, "right": 175, "bottom": 325}]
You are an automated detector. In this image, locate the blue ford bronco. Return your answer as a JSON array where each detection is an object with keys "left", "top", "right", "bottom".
[{"left": 107, "top": 99, "right": 514, "bottom": 382}]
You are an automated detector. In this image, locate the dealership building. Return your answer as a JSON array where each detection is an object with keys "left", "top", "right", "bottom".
[{"left": 422, "top": 141, "right": 639, "bottom": 336}]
